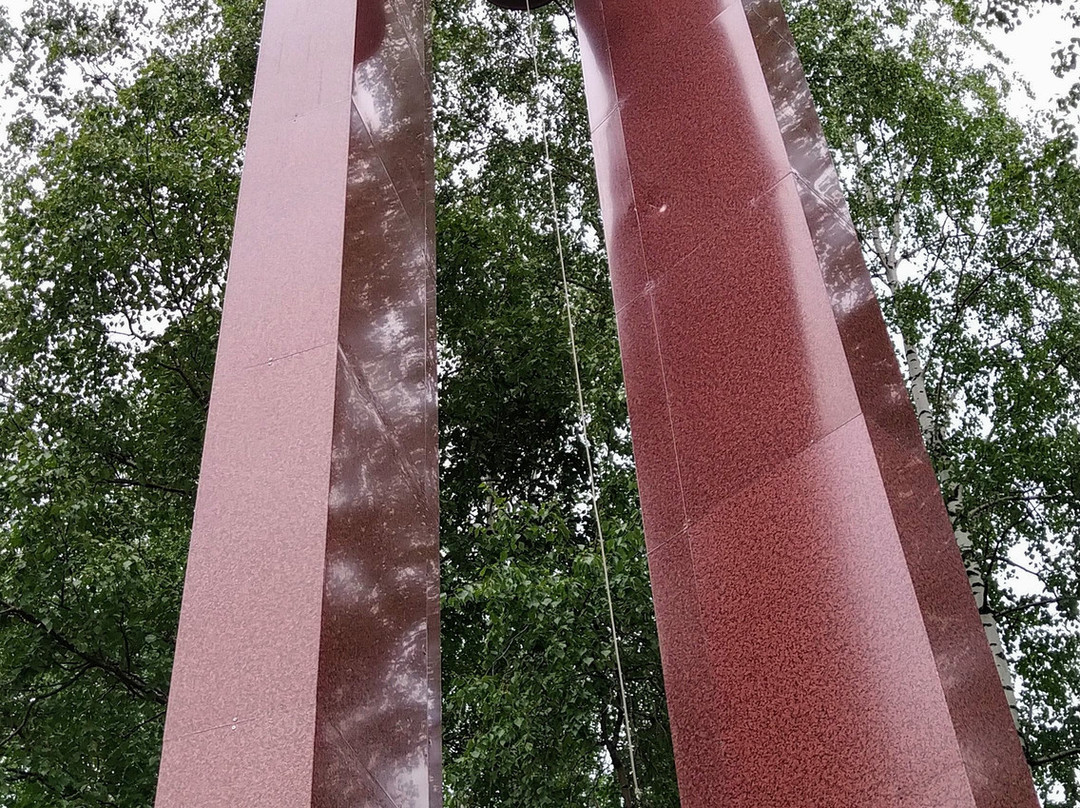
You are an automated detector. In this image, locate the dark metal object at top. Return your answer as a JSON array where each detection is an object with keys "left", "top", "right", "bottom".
[{"left": 487, "top": 0, "right": 554, "bottom": 9}]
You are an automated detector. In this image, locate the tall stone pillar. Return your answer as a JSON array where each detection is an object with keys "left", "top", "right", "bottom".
[
  {"left": 153, "top": 0, "right": 439, "bottom": 805},
  {"left": 574, "top": 0, "right": 1039, "bottom": 805}
]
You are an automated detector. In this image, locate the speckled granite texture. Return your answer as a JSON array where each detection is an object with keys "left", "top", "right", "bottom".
[
  {"left": 154, "top": 0, "right": 439, "bottom": 805},
  {"left": 575, "top": 0, "right": 1040, "bottom": 804}
]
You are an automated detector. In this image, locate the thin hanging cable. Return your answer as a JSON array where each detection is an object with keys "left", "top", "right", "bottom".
[{"left": 523, "top": 4, "right": 641, "bottom": 798}]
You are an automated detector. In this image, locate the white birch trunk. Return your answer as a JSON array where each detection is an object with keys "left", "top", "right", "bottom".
[{"left": 872, "top": 213, "right": 1022, "bottom": 732}]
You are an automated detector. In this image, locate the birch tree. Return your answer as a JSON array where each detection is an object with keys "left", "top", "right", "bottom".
[{"left": 789, "top": 1, "right": 1080, "bottom": 801}]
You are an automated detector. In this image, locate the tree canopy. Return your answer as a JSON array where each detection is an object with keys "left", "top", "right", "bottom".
[{"left": 0, "top": 0, "right": 1078, "bottom": 806}]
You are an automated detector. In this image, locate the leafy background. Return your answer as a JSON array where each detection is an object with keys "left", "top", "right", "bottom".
[{"left": 0, "top": 0, "right": 1078, "bottom": 805}]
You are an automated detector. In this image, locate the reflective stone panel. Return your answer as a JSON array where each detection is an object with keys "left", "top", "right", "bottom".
[
  {"left": 155, "top": 0, "right": 438, "bottom": 805},
  {"left": 313, "top": 0, "right": 439, "bottom": 803},
  {"left": 576, "top": 0, "right": 1039, "bottom": 804}
]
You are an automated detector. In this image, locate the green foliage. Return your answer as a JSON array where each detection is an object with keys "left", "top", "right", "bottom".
[
  {"left": 0, "top": 0, "right": 258, "bottom": 803},
  {"left": 433, "top": 4, "right": 674, "bottom": 803},
  {"left": 441, "top": 492, "right": 675, "bottom": 807},
  {"left": 0, "top": 0, "right": 1078, "bottom": 805}
]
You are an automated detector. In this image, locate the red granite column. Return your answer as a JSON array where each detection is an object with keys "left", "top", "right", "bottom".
[
  {"left": 574, "top": 0, "right": 1039, "bottom": 805},
  {"left": 153, "top": 0, "right": 439, "bottom": 805}
]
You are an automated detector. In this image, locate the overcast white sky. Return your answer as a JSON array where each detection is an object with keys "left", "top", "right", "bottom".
[{"left": 985, "top": 5, "right": 1075, "bottom": 125}]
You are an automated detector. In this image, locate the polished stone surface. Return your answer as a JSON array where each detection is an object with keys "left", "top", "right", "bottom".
[
  {"left": 576, "top": 0, "right": 1039, "bottom": 804},
  {"left": 154, "top": 0, "right": 439, "bottom": 805},
  {"left": 747, "top": 5, "right": 1038, "bottom": 804}
]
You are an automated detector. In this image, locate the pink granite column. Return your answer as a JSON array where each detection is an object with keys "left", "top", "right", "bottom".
[
  {"left": 574, "top": 0, "right": 1039, "bottom": 805},
  {"left": 153, "top": 0, "right": 439, "bottom": 805}
]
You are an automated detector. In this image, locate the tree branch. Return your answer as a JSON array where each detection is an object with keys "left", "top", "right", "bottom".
[
  {"left": 97, "top": 476, "right": 193, "bottom": 497},
  {"left": 994, "top": 596, "right": 1068, "bottom": 621},
  {"left": 966, "top": 491, "right": 1066, "bottom": 520},
  {"left": 1029, "top": 746, "right": 1080, "bottom": 768},
  {"left": 0, "top": 664, "right": 93, "bottom": 749},
  {"left": 0, "top": 599, "right": 167, "bottom": 705},
  {"left": 150, "top": 355, "right": 210, "bottom": 408}
]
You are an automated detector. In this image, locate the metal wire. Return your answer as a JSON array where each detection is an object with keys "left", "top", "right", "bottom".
[{"left": 523, "top": 2, "right": 642, "bottom": 798}]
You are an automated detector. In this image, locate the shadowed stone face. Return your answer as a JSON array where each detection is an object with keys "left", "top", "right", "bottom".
[{"left": 574, "top": 0, "right": 1040, "bottom": 805}]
